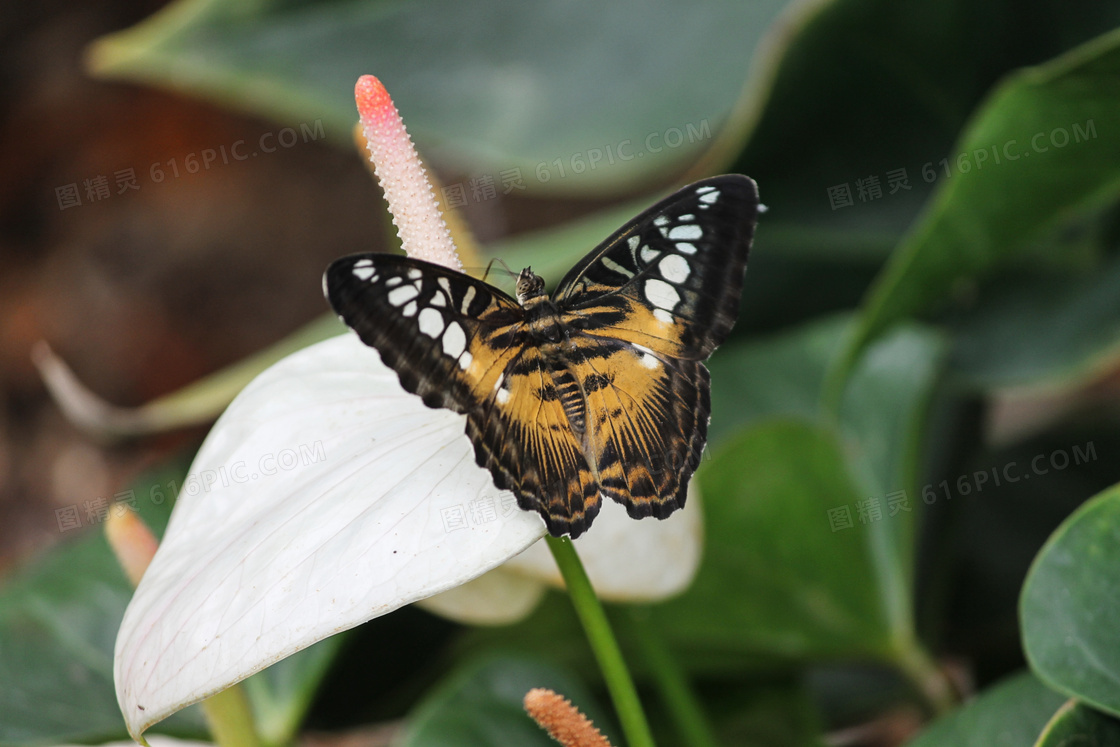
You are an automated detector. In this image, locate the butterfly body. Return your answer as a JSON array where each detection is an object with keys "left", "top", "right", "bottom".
[{"left": 326, "top": 175, "right": 759, "bottom": 538}]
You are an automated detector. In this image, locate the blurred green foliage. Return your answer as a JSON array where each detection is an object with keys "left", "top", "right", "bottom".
[{"left": 5, "top": 0, "right": 1120, "bottom": 744}]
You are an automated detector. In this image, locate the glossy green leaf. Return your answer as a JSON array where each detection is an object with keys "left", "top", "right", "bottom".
[
  {"left": 644, "top": 316, "right": 942, "bottom": 667},
  {"left": 1022, "top": 481, "right": 1120, "bottom": 718},
  {"left": 0, "top": 475, "right": 205, "bottom": 746},
  {"left": 0, "top": 465, "right": 341, "bottom": 747},
  {"left": 88, "top": 0, "right": 792, "bottom": 196},
  {"left": 651, "top": 420, "right": 895, "bottom": 661},
  {"left": 397, "top": 653, "right": 618, "bottom": 747},
  {"left": 905, "top": 671, "right": 1066, "bottom": 747},
  {"left": 949, "top": 256, "right": 1120, "bottom": 392},
  {"left": 706, "top": 315, "right": 849, "bottom": 446},
  {"left": 831, "top": 26, "right": 1120, "bottom": 396},
  {"left": 737, "top": 0, "right": 1120, "bottom": 263},
  {"left": 1036, "top": 700, "right": 1120, "bottom": 746}
]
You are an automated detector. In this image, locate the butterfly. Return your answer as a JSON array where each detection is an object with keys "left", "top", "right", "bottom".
[{"left": 325, "top": 175, "right": 759, "bottom": 538}]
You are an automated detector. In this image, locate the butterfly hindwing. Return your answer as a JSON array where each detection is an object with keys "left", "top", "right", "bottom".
[
  {"left": 325, "top": 175, "right": 759, "bottom": 538},
  {"left": 579, "top": 341, "right": 711, "bottom": 519},
  {"left": 465, "top": 347, "right": 602, "bottom": 537}
]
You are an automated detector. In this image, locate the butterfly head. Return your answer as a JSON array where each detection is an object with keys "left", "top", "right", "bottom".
[{"left": 515, "top": 268, "right": 546, "bottom": 306}]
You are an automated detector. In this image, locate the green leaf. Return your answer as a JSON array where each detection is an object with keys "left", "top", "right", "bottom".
[
  {"left": 1022, "top": 480, "right": 1120, "bottom": 718},
  {"left": 706, "top": 315, "right": 849, "bottom": 446},
  {"left": 650, "top": 420, "right": 896, "bottom": 661},
  {"left": 830, "top": 26, "right": 1120, "bottom": 398},
  {"left": 649, "top": 316, "right": 942, "bottom": 669},
  {"left": 1035, "top": 700, "right": 1120, "bottom": 746},
  {"left": 87, "top": 0, "right": 792, "bottom": 196},
  {"left": 241, "top": 637, "right": 342, "bottom": 747},
  {"left": 397, "top": 653, "right": 618, "bottom": 747},
  {"left": 948, "top": 256, "right": 1120, "bottom": 392},
  {"left": 0, "top": 472, "right": 206, "bottom": 746},
  {"left": 905, "top": 671, "right": 1066, "bottom": 747},
  {"left": 737, "top": 0, "right": 1120, "bottom": 263},
  {"left": 0, "top": 464, "right": 341, "bottom": 747}
]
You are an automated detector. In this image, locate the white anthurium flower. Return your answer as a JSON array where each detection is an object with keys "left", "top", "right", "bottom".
[
  {"left": 113, "top": 75, "right": 702, "bottom": 740},
  {"left": 415, "top": 483, "right": 703, "bottom": 622}
]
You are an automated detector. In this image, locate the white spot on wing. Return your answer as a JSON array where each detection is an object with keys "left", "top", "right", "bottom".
[
  {"left": 438, "top": 278, "right": 452, "bottom": 294},
  {"left": 627, "top": 236, "right": 641, "bottom": 251},
  {"left": 668, "top": 224, "right": 703, "bottom": 240},
  {"left": 386, "top": 276, "right": 404, "bottom": 288},
  {"left": 677, "top": 242, "right": 698, "bottom": 254},
  {"left": 496, "top": 387, "right": 510, "bottom": 404},
  {"left": 699, "top": 190, "right": 720, "bottom": 204},
  {"left": 352, "top": 265, "right": 375, "bottom": 281},
  {"left": 653, "top": 309, "right": 673, "bottom": 323},
  {"left": 431, "top": 293, "right": 447, "bottom": 307},
  {"left": 418, "top": 307, "right": 444, "bottom": 338},
  {"left": 640, "top": 245, "right": 659, "bottom": 263},
  {"left": 461, "top": 286, "right": 477, "bottom": 314},
  {"left": 387, "top": 284, "right": 419, "bottom": 306},
  {"left": 644, "top": 278, "right": 680, "bottom": 311},
  {"left": 633, "top": 343, "right": 660, "bottom": 368},
  {"left": 458, "top": 351, "right": 473, "bottom": 370},
  {"left": 653, "top": 215, "right": 669, "bottom": 227},
  {"left": 659, "top": 254, "right": 690, "bottom": 283},
  {"left": 402, "top": 301, "right": 417, "bottom": 317},
  {"left": 442, "top": 321, "right": 466, "bottom": 359},
  {"left": 408, "top": 268, "right": 422, "bottom": 280},
  {"left": 601, "top": 256, "right": 634, "bottom": 279}
]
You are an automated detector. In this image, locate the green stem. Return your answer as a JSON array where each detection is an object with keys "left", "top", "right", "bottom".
[
  {"left": 546, "top": 536, "right": 656, "bottom": 747},
  {"left": 628, "top": 609, "right": 721, "bottom": 747},
  {"left": 894, "top": 638, "right": 957, "bottom": 717},
  {"left": 202, "top": 685, "right": 262, "bottom": 747}
]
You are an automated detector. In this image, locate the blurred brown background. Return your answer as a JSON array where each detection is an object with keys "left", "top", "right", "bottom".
[
  {"left": 0, "top": 0, "right": 613, "bottom": 573},
  {"left": 0, "top": 0, "right": 390, "bottom": 570}
]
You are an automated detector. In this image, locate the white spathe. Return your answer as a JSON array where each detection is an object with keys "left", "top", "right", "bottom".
[
  {"left": 114, "top": 334, "right": 545, "bottom": 737},
  {"left": 417, "top": 487, "right": 704, "bottom": 623},
  {"left": 505, "top": 483, "right": 703, "bottom": 601},
  {"left": 115, "top": 332, "right": 703, "bottom": 739}
]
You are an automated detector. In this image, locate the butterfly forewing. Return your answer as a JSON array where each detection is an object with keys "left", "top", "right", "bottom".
[
  {"left": 325, "top": 175, "right": 759, "bottom": 538},
  {"left": 325, "top": 255, "right": 522, "bottom": 414},
  {"left": 556, "top": 175, "right": 758, "bottom": 360},
  {"left": 326, "top": 254, "right": 602, "bottom": 536}
]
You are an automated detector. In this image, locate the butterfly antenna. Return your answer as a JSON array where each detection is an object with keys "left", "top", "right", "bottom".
[{"left": 479, "top": 257, "right": 519, "bottom": 283}]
